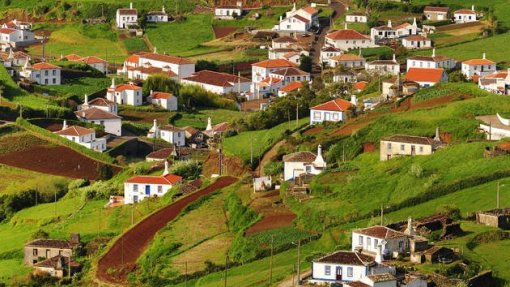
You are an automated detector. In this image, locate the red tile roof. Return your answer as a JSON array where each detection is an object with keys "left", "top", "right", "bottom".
[
  {"left": 87, "top": 97, "right": 114, "bottom": 107},
  {"left": 113, "top": 83, "right": 142, "bottom": 92},
  {"left": 183, "top": 70, "right": 250, "bottom": 87},
  {"left": 252, "top": 59, "right": 298, "bottom": 68},
  {"left": 139, "top": 52, "right": 194, "bottom": 65},
  {"left": 283, "top": 151, "right": 316, "bottom": 162},
  {"left": 118, "top": 8, "right": 137, "bottom": 15},
  {"left": 404, "top": 35, "right": 429, "bottom": 41},
  {"left": 301, "top": 6, "right": 318, "bottom": 15},
  {"left": 395, "top": 22, "right": 412, "bottom": 29},
  {"left": 463, "top": 58, "right": 495, "bottom": 65},
  {"left": 54, "top": 125, "right": 94, "bottom": 136},
  {"left": 32, "top": 62, "right": 61, "bottom": 70},
  {"left": 270, "top": 67, "right": 309, "bottom": 77},
  {"left": 126, "top": 54, "right": 140, "bottom": 64},
  {"left": 330, "top": 54, "right": 365, "bottom": 61},
  {"left": 424, "top": 6, "right": 449, "bottom": 13},
  {"left": 292, "top": 14, "right": 310, "bottom": 23},
  {"left": 280, "top": 81, "right": 303, "bottom": 93},
  {"left": 406, "top": 67, "right": 445, "bottom": 83},
  {"left": 65, "top": 54, "right": 82, "bottom": 61},
  {"left": 311, "top": 98, "right": 352, "bottom": 112},
  {"left": 75, "top": 107, "right": 121, "bottom": 120},
  {"left": 455, "top": 9, "right": 476, "bottom": 14},
  {"left": 0, "top": 28, "right": 16, "bottom": 34},
  {"left": 126, "top": 173, "right": 182, "bottom": 185},
  {"left": 314, "top": 250, "right": 375, "bottom": 266},
  {"left": 353, "top": 225, "right": 408, "bottom": 239},
  {"left": 151, "top": 91, "right": 174, "bottom": 100},
  {"left": 326, "top": 29, "right": 369, "bottom": 40},
  {"left": 353, "top": 81, "right": 368, "bottom": 91},
  {"left": 79, "top": 56, "right": 107, "bottom": 64},
  {"left": 259, "top": 77, "right": 283, "bottom": 86}
]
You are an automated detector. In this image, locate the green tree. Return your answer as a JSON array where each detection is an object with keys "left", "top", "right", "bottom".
[
  {"left": 195, "top": 60, "right": 219, "bottom": 72},
  {"left": 299, "top": 55, "right": 313, "bottom": 73}
]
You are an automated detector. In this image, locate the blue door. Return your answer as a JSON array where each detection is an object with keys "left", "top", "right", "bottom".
[{"left": 145, "top": 185, "right": 150, "bottom": 196}]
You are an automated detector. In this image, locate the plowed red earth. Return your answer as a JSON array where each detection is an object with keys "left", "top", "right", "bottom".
[
  {"left": 213, "top": 26, "right": 237, "bottom": 38},
  {"left": 0, "top": 145, "right": 119, "bottom": 180},
  {"left": 96, "top": 176, "right": 238, "bottom": 284}
]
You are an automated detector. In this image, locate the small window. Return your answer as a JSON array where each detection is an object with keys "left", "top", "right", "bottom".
[
  {"left": 387, "top": 143, "right": 392, "bottom": 149},
  {"left": 133, "top": 184, "right": 138, "bottom": 192},
  {"left": 419, "top": 146, "right": 424, "bottom": 152},
  {"left": 347, "top": 267, "right": 353, "bottom": 277},
  {"left": 400, "top": 144, "right": 405, "bottom": 151},
  {"left": 158, "top": 186, "right": 163, "bottom": 193},
  {"left": 367, "top": 237, "right": 371, "bottom": 247},
  {"left": 33, "top": 249, "right": 38, "bottom": 256},
  {"left": 325, "top": 265, "right": 331, "bottom": 276},
  {"left": 359, "top": 235, "right": 363, "bottom": 245},
  {"left": 374, "top": 239, "right": 378, "bottom": 249}
]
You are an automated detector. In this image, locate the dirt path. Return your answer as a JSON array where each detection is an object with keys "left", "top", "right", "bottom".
[
  {"left": 255, "top": 139, "right": 286, "bottom": 176},
  {"left": 310, "top": 0, "right": 345, "bottom": 67},
  {"left": 96, "top": 176, "right": 238, "bottom": 285}
]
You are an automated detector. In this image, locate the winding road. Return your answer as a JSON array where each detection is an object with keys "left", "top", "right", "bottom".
[{"left": 96, "top": 176, "right": 238, "bottom": 285}]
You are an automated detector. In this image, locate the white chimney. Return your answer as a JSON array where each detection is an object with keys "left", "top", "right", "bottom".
[
  {"left": 206, "top": 117, "right": 213, "bottom": 131},
  {"left": 392, "top": 54, "right": 396, "bottom": 62},
  {"left": 292, "top": 2, "right": 296, "bottom": 11},
  {"left": 162, "top": 6, "right": 165, "bottom": 13},
  {"left": 432, "top": 48, "right": 436, "bottom": 57},
  {"left": 130, "top": 2, "right": 133, "bottom": 9},
  {"left": 84, "top": 94, "right": 89, "bottom": 104},
  {"left": 154, "top": 47, "right": 157, "bottom": 54},
  {"left": 313, "top": 144, "right": 326, "bottom": 168},
  {"left": 111, "top": 77, "right": 115, "bottom": 88},
  {"left": 163, "top": 160, "right": 169, "bottom": 176},
  {"left": 471, "top": 5, "right": 475, "bottom": 11},
  {"left": 280, "top": 15, "right": 283, "bottom": 22},
  {"left": 412, "top": 17, "right": 417, "bottom": 27},
  {"left": 434, "top": 126, "right": 441, "bottom": 142},
  {"left": 350, "top": 95, "right": 357, "bottom": 106},
  {"left": 387, "top": 20, "right": 392, "bottom": 28},
  {"left": 344, "top": 22, "right": 348, "bottom": 30},
  {"left": 404, "top": 217, "right": 415, "bottom": 236},
  {"left": 482, "top": 52, "right": 486, "bottom": 59},
  {"left": 62, "top": 120, "right": 68, "bottom": 130},
  {"left": 150, "top": 90, "right": 154, "bottom": 96},
  {"left": 236, "top": 1, "right": 242, "bottom": 7},
  {"left": 375, "top": 243, "right": 383, "bottom": 264}
]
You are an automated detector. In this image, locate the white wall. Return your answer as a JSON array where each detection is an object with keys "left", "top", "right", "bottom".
[
  {"left": 83, "top": 118, "right": 122, "bottom": 136},
  {"left": 21, "top": 68, "right": 61, "bottom": 85},
  {"left": 380, "top": 140, "right": 433, "bottom": 161},
  {"left": 160, "top": 129, "right": 186, "bottom": 146},
  {"left": 124, "top": 182, "right": 173, "bottom": 204},
  {"left": 462, "top": 63, "right": 496, "bottom": 79},
  {"left": 310, "top": 109, "right": 344, "bottom": 125},
  {"left": 325, "top": 37, "right": 374, "bottom": 50},
  {"left": 351, "top": 231, "right": 409, "bottom": 255},
  {"left": 312, "top": 262, "right": 367, "bottom": 282}
]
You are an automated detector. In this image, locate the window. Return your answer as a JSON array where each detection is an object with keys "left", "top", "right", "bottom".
[
  {"left": 387, "top": 143, "right": 392, "bottom": 149},
  {"left": 358, "top": 235, "right": 363, "bottom": 245},
  {"left": 325, "top": 265, "right": 331, "bottom": 276},
  {"left": 59, "top": 250, "right": 63, "bottom": 256},
  {"left": 33, "top": 249, "right": 38, "bottom": 256},
  {"left": 133, "top": 184, "right": 138, "bottom": 192},
  {"left": 419, "top": 146, "right": 424, "bottom": 152},
  {"left": 367, "top": 237, "right": 371, "bottom": 247},
  {"left": 313, "top": 111, "right": 321, "bottom": 120},
  {"left": 400, "top": 144, "right": 405, "bottom": 151},
  {"left": 347, "top": 267, "right": 353, "bottom": 277},
  {"left": 158, "top": 186, "right": 163, "bottom": 193},
  {"left": 374, "top": 239, "right": 378, "bottom": 249}
]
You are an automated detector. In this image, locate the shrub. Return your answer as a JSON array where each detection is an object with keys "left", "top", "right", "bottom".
[
  {"left": 170, "top": 160, "right": 202, "bottom": 180},
  {"left": 263, "top": 162, "right": 283, "bottom": 176}
]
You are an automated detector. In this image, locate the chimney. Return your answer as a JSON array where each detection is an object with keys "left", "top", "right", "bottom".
[
  {"left": 344, "top": 22, "right": 348, "bottom": 30},
  {"left": 471, "top": 5, "right": 475, "bottom": 11},
  {"left": 280, "top": 15, "right": 283, "bottom": 22},
  {"left": 359, "top": 48, "right": 362, "bottom": 56},
  {"left": 350, "top": 95, "right": 357, "bottom": 106},
  {"left": 162, "top": 6, "right": 165, "bottom": 13},
  {"left": 206, "top": 117, "right": 213, "bottom": 131},
  {"left": 434, "top": 126, "right": 441, "bottom": 141},
  {"left": 111, "top": 77, "right": 115, "bottom": 88},
  {"left": 412, "top": 17, "right": 417, "bottom": 27},
  {"left": 70, "top": 233, "right": 81, "bottom": 245},
  {"left": 404, "top": 217, "right": 415, "bottom": 236},
  {"left": 387, "top": 20, "right": 392, "bottom": 28},
  {"left": 150, "top": 89, "right": 154, "bottom": 96},
  {"left": 375, "top": 243, "right": 383, "bottom": 264},
  {"left": 163, "top": 160, "right": 169, "bottom": 176},
  {"left": 130, "top": 2, "right": 133, "bottom": 9},
  {"left": 482, "top": 52, "right": 486, "bottom": 59},
  {"left": 154, "top": 47, "right": 157, "bottom": 54},
  {"left": 313, "top": 144, "right": 326, "bottom": 168},
  {"left": 84, "top": 94, "right": 89, "bottom": 104},
  {"left": 153, "top": 119, "right": 158, "bottom": 130},
  {"left": 432, "top": 48, "right": 436, "bottom": 57},
  {"left": 62, "top": 120, "right": 68, "bottom": 130},
  {"left": 236, "top": 0, "right": 242, "bottom": 7},
  {"left": 293, "top": 2, "right": 296, "bottom": 11},
  {"left": 392, "top": 54, "right": 396, "bottom": 62}
]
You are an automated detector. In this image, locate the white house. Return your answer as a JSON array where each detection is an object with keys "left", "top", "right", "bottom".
[
  {"left": 328, "top": 53, "right": 366, "bottom": 69},
  {"left": 255, "top": 77, "right": 285, "bottom": 96},
  {"left": 310, "top": 250, "right": 393, "bottom": 285},
  {"left": 106, "top": 79, "right": 143, "bottom": 106},
  {"left": 477, "top": 113, "right": 510, "bottom": 140},
  {"left": 325, "top": 29, "right": 374, "bottom": 51},
  {"left": 478, "top": 69, "right": 510, "bottom": 95},
  {"left": 0, "top": 50, "right": 30, "bottom": 68},
  {"left": 20, "top": 62, "right": 61, "bottom": 85},
  {"left": 54, "top": 121, "right": 107, "bottom": 152},
  {"left": 2, "top": 19, "right": 32, "bottom": 30},
  {"left": 147, "top": 7, "right": 169, "bottom": 22},
  {"left": 269, "top": 67, "right": 310, "bottom": 84},
  {"left": 0, "top": 27, "right": 35, "bottom": 48},
  {"left": 282, "top": 145, "right": 326, "bottom": 181},
  {"left": 118, "top": 51, "right": 195, "bottom": 80},
  {"left": 273, "top": 5, "right": 319, "bottom": 33},
  {"left": 124, "top": 161, "right": 182, "bottom": 204},
  {"left": 75, "top": 107, "right": 122, "bottom": 136},
  {"left": 215, "top": 2, "right": 243, "bottom": 19},
  {"left": 406, "top": 49, "right": 456, "bottom": 71},
  {"left": 320, "top": 46, "right": 343, "bottom": 64},
  {"left": 401, "top": 35, "right": 431, "bottom": 50},
  {"left": 351, "top": 226, "right": 409, "bottom": 257},
  {"left": 333, "top": 70, "right": 357, "bottom": 83},
  {"left": 461, "top": 53, "right": 496, "bottom": 79},
  {"left": 346, "top": 13, "right": 367, "bottom": 23},
  {"left": 423, "top": 6, "right": 449, "bottom": 21},
  {"left": 360, "top": 274, "right": 398, "bottom": 287},
  {"left": 370, "top": 21, "right": 397, "bottom": 42},
  {"left": 65, "top": 54, "right": 107, "bottom": 74},
  {"left": 251, "top": 59, "right": 297, "bottom": 83},
  {"left": 366, "top": 55, "right": 400, "bottom": 76},
  {"left": 310, "top": 98, "right": 353, "bottom": 125},
  {"left": 116, "top": 2, "right": 138, "bottom": 29},
  {"left": 454, "top": 6, "right": 477, "bottom": 23},
  {"left": 380, "top": 133, "right": 441, "bottom": 161},
  {"left": 405, "top": 68, "right": 448, "bottom": 87},
  {"left": 148, "top": 90, "right": 178, "bottom": 111},
  {"left": 278, "top": 81, "right": 303, "bottom": 97},
  {"left": 160, "top": 125, "right": 186, "bottom": 147},
  {"left": 394, "top": 19, "right": 419, "bottom": 38},
  {"left": 81, "top": 95, "right": 118, "bottom": 114},
  {"left": 181, "top": 70, "right": 251, "bottom": 95}
]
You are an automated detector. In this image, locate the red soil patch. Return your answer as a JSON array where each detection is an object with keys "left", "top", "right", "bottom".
[
  {"left": 245, "top": 190, "right": 296, "bottom": 235},
  {"left": 303, "top": 126, "right": 323, "bottom": 135},
  {"left": 363, "top": 142, "right": 375, "bottom": 153},
  {"left": 213, "top": 26, "right": 238, "bottom": 38},
  {"left": 246, "top": 213, "right": 296, "bottom": 235},
  {"left": 0, "top": 145, "right": 119, "bottom": 180},
  {"left": 96, "top": 176, "right": 238, "bottom": 284}
]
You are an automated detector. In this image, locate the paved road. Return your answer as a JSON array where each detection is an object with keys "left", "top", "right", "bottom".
[{"left": 96, "top": 176, "right": 238, "bottom": 285}]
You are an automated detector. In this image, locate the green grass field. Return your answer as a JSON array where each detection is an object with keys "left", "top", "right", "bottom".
[
  {"left": 124, "top": 37, "right": 148, "bottom": 53},
  {"left": 212, "top": 6, "right": 290, "bottom": 29},
  {"left": 223, "top": 118, "right": 309, "bottom": 163},
  {"left": 0, "top": 164, "right": 69, "bottom": 196},
  {"left": 37, "top": 77, "right": 111, "bottom": 98},
  {"left": 28, "top": 24, "right": 128, "bottom": 63},
  {"left": 172, "top": 109, "right": 245, "bottom": 129},
  {"left": 145, "top": 15, "right": 215, "bottom": 56}
]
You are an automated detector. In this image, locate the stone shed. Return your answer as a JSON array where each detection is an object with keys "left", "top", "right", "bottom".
[{"left": 476, "top": 208, "right": 510, "bottom": 229}]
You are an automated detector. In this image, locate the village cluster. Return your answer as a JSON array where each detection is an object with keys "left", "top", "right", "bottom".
[{"left": 0, "top": 0, "right": 509, "bottom": 285}]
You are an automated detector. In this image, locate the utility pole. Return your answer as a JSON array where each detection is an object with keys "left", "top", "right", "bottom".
[
  {"left": 296, "top": 239, "right": 301, "bottom": 286},
  {"left": 497, "top": 181, "right": 500, "bottom": 209},
  {"left": 54, "top": 190, "right": 57, "bottom": 217},
  {"left": 296, "top": 104, "right": 299, "bottom": 127},
  {"left": 250, "top": 140, "right": 253, "bottom": 167},
  {"left": 185, "top": 261, "right": 188, "bottom": 287},
  {"left": 121, "top": 236, "right": 124, "bottom": 265},
  {"left": 131, "top": 203, "right": 134, "bottom": 225},
  {"left": 269, "top": 235, "right": 274, "bottom": 284},
  {"left": 224, "top": 254, "right": 229, "bottom": 287},
  {"left": 380, "top": 204, "right": 384, "bottom": 225}
]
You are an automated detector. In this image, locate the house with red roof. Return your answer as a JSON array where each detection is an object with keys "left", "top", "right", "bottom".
[
  {"left": 1, "top": 19, "right": 32, "bottom": 30},
  {"left": 283, "top": 145, "right": 326, "bottom": 181},
  {"left": 64, "top": 54, "right": 107, "bottom": 74},
  {"left": 278, "top": 81, "right": 303, "bottom": 97},
  {"left": 20, "top": 61, "right": 61, "bottom": 85},
  {"left": 320, "top": 46, "right": 343, "bottom": 64},
  {"left": 461, "top": 53, "right": 496, "bottom": 79},
  {"left": 424, "top": 6, "right": 449, "bottom": 21},
  {"left": 273, "top": 4, "right": 319, "bottom": 33},
  {"left": 328, "top": 53, "right": 366, "bottom": 69},
  {"left": 147, "top": 6, "right": 169, "bottom": 22},
  {"left": 310, "top": 98, "right": 353, "bottom": 125},
  {"left": 365, "top": 55, "right": 400, "bottom": 76},
  {"left": 405, "top": 68, "right": 447, "bottom": 87},
  {"left": 395, "top": 18, "right": 419, "bottom": 38},
  {"left": 54, "top": 120, "right": 107, "bottom": 152},
  {"left": 0, "top": 50, "right": 30, "bottom": 68},
  {"left": 352, "top": 225, "right": 410, "bottom": 256},
  {"left": 325, "top": 28, "right": 374, "bottom": 51},
  {"left": 269, "top": 67, "right": 310, "bottom": 84},
  {"left": 181, "top": 70, "right": 252, "bottom": 95},
  {"left": 148, "top": 90, "right": 178, "bottom": 110},
  {"left": 116, "top": 2, "right": 138, "bottom": 29},
  {"left": 81, "top": 94, "right": 118, "bottom": 115},
  {"left": 251, "top": 59, "right": 297, "bottom": 83},
  {"left": 370, "top": 20, "right": 397, "bottom": 42},
  {"left": 75, "top": 107, "right": 122, "bottom": 136},
  {"left": 0, "top": 26, "right": 35, "bottom": 49},
  {"left": 454, "top": 6, "right": 477, "bottom": 23},
  {"left": 406, "top": 48, "right": 456, "bottom": 71},
  {"left": 401, "top": 35, "right": 431, "bottom": 49},
  {"left": 118, "top": 51, "right": 195, "bottom": 80},
  {"left": 124, "top": 161, "right": 182, "bottom": 204},
  {"left": 478, "top": 69, "right": 510, "bottom": 95},
  {"left": 215, "top": 2, "right": 243, "bottom": 19},
  {"left": 106, "top": 78, "right": 143, "bottom": 106}
]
